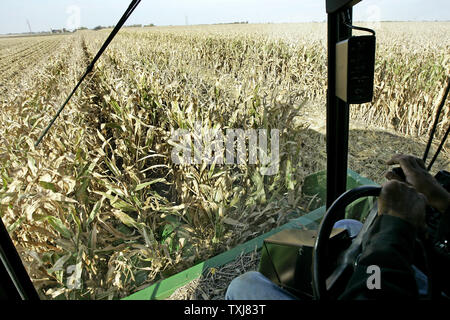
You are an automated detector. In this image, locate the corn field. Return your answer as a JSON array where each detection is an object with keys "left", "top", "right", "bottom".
[{"left": 0, "top": 22, "right": 449, "bottom": 300}]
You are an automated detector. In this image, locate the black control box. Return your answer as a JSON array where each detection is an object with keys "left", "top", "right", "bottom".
[{"left": 336, "top": 35, "right": 376, "bottom": 104}]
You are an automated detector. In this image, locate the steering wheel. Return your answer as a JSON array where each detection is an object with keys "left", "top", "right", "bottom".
[{"left": 312, "top": 185, "right": 381, "bottom": 300}]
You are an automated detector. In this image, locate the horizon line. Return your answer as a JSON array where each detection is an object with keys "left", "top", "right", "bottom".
[{"left": 1, "top": 19, "right": 450, "bottom": 36}]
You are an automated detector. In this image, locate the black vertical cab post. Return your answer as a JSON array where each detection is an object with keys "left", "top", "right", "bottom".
[
  {"left": 326, "top": 0, "right": 361, "bottom": 211},
  {"left": 0, "top": 217, "right": 39, "bottom": 300}
]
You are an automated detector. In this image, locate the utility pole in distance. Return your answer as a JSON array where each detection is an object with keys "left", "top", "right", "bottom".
[{"left": 26, "top": 19, "right": 32, "bottom": 33}]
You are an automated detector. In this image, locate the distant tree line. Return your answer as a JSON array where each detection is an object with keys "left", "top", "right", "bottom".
[
  {"left": 91, "top": 23, "right": 155, "bottom": 31},
  {"left": 214, "top": 21, "right": 249, "bottom": 25}
]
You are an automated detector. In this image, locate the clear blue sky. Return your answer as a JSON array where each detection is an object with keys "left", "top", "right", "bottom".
[{"left": 1, "top": 0, "right": 449, "bottom": 34}]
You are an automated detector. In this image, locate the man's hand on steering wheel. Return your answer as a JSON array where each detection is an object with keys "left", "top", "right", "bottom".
[
  {"left": 385, "top": 154, "right": 450, "bottom": 214},
  {"left": 378, "top": 180, "right": 427, "bottom": 232}
]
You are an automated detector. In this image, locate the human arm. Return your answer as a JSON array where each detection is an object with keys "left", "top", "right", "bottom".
[{"left": 339, "top": 180, "right": 426, "bottom": 299}]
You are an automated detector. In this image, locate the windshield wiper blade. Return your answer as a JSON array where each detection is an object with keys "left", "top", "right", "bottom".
[{"left": 35, "top": 0, "right": 141, "bottom": 147}]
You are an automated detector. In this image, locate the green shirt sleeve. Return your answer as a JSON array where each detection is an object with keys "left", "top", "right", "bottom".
[{"left": 339, "top": 214, "right": 419, "bottom": 299}]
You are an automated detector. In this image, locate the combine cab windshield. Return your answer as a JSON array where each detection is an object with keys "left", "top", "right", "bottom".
[{"left": 0, "top": 0, "right": 448, "bottom": 301}]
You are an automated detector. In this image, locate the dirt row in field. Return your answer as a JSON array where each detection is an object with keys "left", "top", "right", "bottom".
[{"left": 0, "top": 36, "right": 68, "bottom": 96}]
